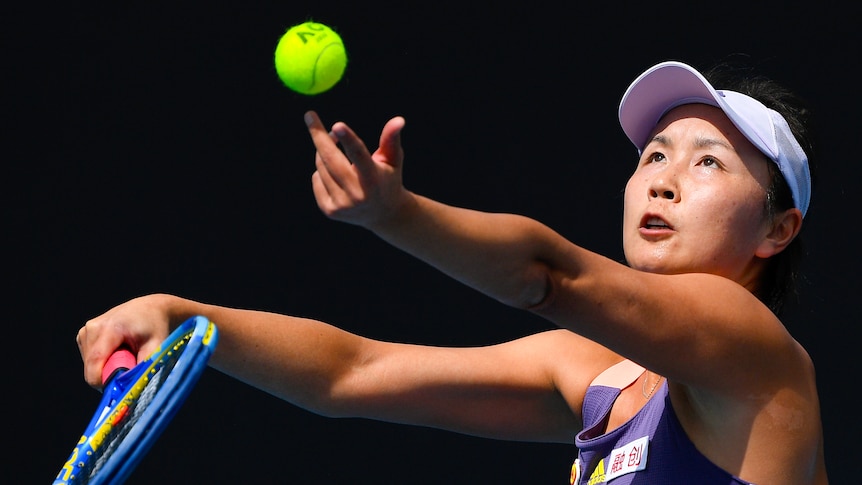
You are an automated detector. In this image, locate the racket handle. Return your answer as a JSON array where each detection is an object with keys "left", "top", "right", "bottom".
[{"left": 102, "top": 348, "right": 137, "bottom": 385}]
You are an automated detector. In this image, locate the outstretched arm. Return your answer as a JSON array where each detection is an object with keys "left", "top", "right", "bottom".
[
  {"left": 305, "top": 111, "right": 809, "bottom": 396},
  {"left": 306, "top": 110, "right": 565, "bottom": 309},
  {"left": 73, "top": 112, "right": 615, "bottom": 445},
  {"left": 77, "top": 293, "right": 600, "bottom": 443}
]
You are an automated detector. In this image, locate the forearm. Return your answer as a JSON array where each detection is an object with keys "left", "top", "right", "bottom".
[
  {"left": 306, "top": 111, "right": 562, "bottom": 308},
  {"left": 155, "top": 295, "right": 368, "bottom": 414},
  {"left": 368, "top": 192, "right": 562, "bottom": 308}
]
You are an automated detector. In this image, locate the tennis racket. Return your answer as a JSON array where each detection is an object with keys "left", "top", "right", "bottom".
[{"left": 54, "top": 315, "right": 218, "bottom": 485}]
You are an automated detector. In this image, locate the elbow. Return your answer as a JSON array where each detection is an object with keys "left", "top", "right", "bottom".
[
  {"left": 503, "top": 264, "right": 555, "bottom": 311},
  {"left": 524, "top": 270, "right": 556, "bottom": 311}
]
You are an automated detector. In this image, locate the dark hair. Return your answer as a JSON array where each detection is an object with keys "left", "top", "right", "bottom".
[{"left": 703, "top": 61, "right": 817, "bottom": 315}]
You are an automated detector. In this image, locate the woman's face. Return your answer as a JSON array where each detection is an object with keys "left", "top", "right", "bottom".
[{"left": 622, "top": 104, "right": 775, "bottom": 287}]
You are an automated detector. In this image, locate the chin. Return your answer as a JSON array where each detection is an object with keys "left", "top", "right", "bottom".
[
  {"left": 626, "top": 255, "right": 693, "bottom": 275},
  {"left": 629, "top": 262, "right": 668, "bottom": 274},
  {"left": 624, "top": 247, "right": 672, "bottom": 274}
]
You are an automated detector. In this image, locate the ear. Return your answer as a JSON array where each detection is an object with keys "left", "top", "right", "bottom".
[{"left": 755, "top": 208, "right": 803, "bottom": 258}]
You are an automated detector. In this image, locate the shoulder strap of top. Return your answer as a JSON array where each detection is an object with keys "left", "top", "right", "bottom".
[{"left": 589, "top": 359, "right": 646, "bottom": 390}]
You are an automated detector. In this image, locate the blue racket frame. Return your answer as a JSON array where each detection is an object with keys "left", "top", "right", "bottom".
[{"left": 54, "top": 315, "right": 218, "bottom": 485}]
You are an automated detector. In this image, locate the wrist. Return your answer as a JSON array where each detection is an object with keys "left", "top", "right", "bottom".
[{"left": 367, "top": 189, "right": 420, "bottom": 234}]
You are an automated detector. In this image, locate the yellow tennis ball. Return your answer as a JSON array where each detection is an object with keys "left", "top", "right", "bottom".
[{"left": 274, "top": 21, "right": 347, "bottom": 95}]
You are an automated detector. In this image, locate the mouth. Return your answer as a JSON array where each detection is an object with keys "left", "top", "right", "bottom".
[{"left": 640, "top": 214, "right": 673, "bottom": 231}]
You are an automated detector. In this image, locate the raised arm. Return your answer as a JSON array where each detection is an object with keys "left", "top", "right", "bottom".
[
  {"left": 306, "top": 110, "right": 566, "bottom": 310},
  {"left": 305, "top": 111, "right": 809, "bottom": 396},
  {"left": 73, "top": 112, "right": 617, "bottom": 446}
]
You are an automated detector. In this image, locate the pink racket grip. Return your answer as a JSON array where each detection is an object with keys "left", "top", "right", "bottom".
[{"left": 102, "top": 348, "right": 137, "bottom": 385}]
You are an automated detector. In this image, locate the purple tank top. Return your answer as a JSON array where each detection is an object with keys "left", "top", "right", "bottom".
[{"left": 572, "top": 380, "right": 753, "bottom": 484}]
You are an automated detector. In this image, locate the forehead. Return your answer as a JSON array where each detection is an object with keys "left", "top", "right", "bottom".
[
  {"left": 651, "top": 104, "right": 765, "bottom": 158},
  {"left": 649, "top": 103, "right": 772, "bottom": 180}
]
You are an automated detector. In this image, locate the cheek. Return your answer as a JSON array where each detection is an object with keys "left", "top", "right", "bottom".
[
  {"left": 734, "top": 201, "right": 771, "bottom": 239},
  {"left": 690, "top": 186, "right": 767, "bottom": 239},
  {"left": 623, "top": 182, "right": 641, "bottom": 233},
  {"left": 720, "top": 179, "right": 769, "bottom": 217},
  {"left": 621, "top": 179, "right": 643, "bottom": 253},
  {"left": 622, "top": 177, "right": 641, "bottom": 216}
]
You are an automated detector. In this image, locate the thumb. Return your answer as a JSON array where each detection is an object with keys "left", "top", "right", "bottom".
[{"left": 374, "top": 116, "right": 406, "bottom": 167}]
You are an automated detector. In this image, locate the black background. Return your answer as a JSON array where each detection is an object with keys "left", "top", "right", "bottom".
[{"left": 11, "top": 2, "right": 859, "bottom": 483}]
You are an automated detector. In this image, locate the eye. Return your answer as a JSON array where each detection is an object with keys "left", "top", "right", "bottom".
[
  {"left": 644, "top": 152, "right": 665, "bottom": 164},
  {"left": 698, "top": 156, "right": 722, "bottom": 169}
]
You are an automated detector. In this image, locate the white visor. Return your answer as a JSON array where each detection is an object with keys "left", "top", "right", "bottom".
[{"left": 619, "top": 61, "right": 810, "bottom": 217}]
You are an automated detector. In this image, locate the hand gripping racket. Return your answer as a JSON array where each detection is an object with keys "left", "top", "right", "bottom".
[{"left": 54, "top": 315, "right": 218, "bottom": 485}]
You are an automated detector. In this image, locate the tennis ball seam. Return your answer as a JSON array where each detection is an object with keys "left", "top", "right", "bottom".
[{"left": 310, "top": 42, "right": 345, "bottom": 92}]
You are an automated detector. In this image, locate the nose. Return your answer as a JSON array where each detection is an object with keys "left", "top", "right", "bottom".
[
  {"left": 650, "top": 187, "right": 676, "bottom": 200},
  {"left": 648, "top": 174, "right": 679, "bottom": 202}
]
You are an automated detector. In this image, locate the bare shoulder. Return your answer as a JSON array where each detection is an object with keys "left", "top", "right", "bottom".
[
  {"left": 497, "top": 329, "right": 623, "bottom": 419},
  {"left": 671, "top": 340, "right": 828, "bottom": 484},
  {"left": 499, "top": 329, "right": 622, "bottom": 376}
]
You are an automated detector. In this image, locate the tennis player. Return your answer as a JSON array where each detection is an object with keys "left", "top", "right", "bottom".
[{"left": 77, "top": 61, "right": 828, "bottom": 484}]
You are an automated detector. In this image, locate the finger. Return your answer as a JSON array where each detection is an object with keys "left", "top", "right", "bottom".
[
  {"left": 77, "top": 322, "right": 119, "bottom": 389},
  {"left": 374, "top": 116, "right": 406, "bottom": 168},
  {"left": 304, "top": 110, "right": 332, "bottom": 147},
  {"left": 305, "top": 111, "right": 357, "bottom": 189},
  {"left": 305, "top": 110, "right": 349, "bottom": 166},
  {"left": 329, "top": 121, "right": 377, "bottom": 180},
  {"left": 311, "top": 170, "right": 336, "bottom": 215},
  {"left": 312, "top": 153, "right": 344, "bottom": 212},
  {"left": 305, "top": 111, "right": 342, "bottom": 170},
  {"left": 78, "top": 316, "right": 143, "bottom": 390}
]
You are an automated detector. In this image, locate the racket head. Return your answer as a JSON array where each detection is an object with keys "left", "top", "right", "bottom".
[{"left": 54, "top": 315, "right": 218, "bottom": 485}]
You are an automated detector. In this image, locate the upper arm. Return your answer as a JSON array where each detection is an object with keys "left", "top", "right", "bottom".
[{"left": 530, "top": 248, "right": 801, "bottom": 397}]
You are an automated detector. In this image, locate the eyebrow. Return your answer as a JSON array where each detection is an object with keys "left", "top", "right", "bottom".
[
  {"left": 647, "top": 134, "right": 733, "bottom": 151},
  {"left": 693, "top": 136, "right": 732, "bottom": 151},
  {"left": 648, "top": 134, "right": 670, "bottom": 148}
]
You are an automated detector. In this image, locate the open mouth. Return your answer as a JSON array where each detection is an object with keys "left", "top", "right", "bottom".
[{"left": 641, "top": 215, "right": 672, "bottom": 230}]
